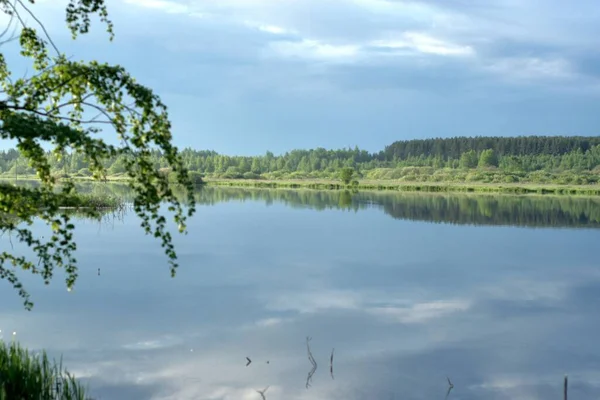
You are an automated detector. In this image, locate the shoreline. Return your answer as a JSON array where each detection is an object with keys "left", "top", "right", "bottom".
[
  {"left": 3, "top": 175, "right": 600, "bottom": 196},
  {"left": 203, "top": 178, "right": 600, "bottom": 196}
]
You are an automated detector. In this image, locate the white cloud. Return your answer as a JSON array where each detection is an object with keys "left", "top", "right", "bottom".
[
  {"left": 371, "top": 32, "right": 474, "bottom": 56},
  {"left": 124, "top": 0, "right": 189, "bottom": 14},
  {"left": 243, "top": 20, "right": 294, "bottom": 35}
]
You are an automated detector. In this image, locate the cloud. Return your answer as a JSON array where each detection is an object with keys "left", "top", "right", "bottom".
[
  {"left": 243, "top": 20, "right": 294, "bottom": 35},
  {"left": 370, "top": 32, "right": 474, "bottom": 56},
  {"left": 5, "top": 0, "right": 600, "bottom": 153},
  {"left": 114, "top": 0, "right": 596, "bottom": 87},
  {"left": 124, "top": 0, "right": 189, "bottom": 14}
]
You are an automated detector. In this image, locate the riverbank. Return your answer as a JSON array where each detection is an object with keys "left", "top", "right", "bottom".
[
  {"left": 0, "top": 181, "right": 126, "bottom": 211},
  {"left": 204, "top": 178, "right": 600, "bottom": 196},
  {"left": 4, "top": 175, "right": 600, "bottom": 196}
]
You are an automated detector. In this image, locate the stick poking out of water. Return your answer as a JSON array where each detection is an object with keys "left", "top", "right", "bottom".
[
  {"left": 306, "top": 337, "right": 317, "bottom": 389},
  {"left": 256, "top": 386, "right": 269, "bottom": 400},
  {"left": 330, "top": 348, "right": 335, "bottom": 380},
  {"left": 564, "top": 375, "right": 568, "bottom": 400},
  {"left": 445, "top": 376, "right": 454, "bottom": 400}
]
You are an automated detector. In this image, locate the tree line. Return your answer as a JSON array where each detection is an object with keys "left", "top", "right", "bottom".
[{"left": 2, "top": 135, "right": 600, "bottom": 184}]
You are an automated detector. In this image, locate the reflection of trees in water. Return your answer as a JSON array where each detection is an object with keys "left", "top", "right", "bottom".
[
  {"left": 193, "top": 187, "right": 600, "bottom": 228},
  {"left": 380, "top": 194, "right": 600, "bottom": 228},
  {"left": 17, "top": 181, "right": 599, "bottom": 228}
]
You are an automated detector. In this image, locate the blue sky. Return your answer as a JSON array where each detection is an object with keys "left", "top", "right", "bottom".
[{"left": 3, "top": 0, "right": 600, "bottom": 155}]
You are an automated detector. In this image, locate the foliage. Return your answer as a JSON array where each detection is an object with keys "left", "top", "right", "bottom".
[
  {"left": 459, "top": 150, "right": 478, "bottom": 169},
  {"left": 3, "top": 136, "right": 600, "bottom": 187},
  {"left": 0, "top": 0, "right": 195, "bottom": 309},
  {"left": 0, "top": 340, "right": 91, "bottom": 400},
  {"left": 478, "top": 149, "right": 498, "bottom": 168},
  {"left": 382, "top": 135, "right": 600, "bottom": 160},
  {"left": 339, "top": 167, "right": 354, "bottom": 185}
]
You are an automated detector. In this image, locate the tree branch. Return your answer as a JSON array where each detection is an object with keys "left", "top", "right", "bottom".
[
  {"left": 3, "top": 102, "right": 115, "bottom": 125},
  {"left": 16, "top": 0, "right": 61, "bottom": 56}
]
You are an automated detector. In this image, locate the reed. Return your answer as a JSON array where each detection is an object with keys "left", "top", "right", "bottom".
[{"left": 0, "top": 341, "right": 92, "bottom": 400}]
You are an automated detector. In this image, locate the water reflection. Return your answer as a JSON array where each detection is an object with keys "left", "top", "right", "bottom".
[
  {"left": 12, "top": 180, "right": 600, "bottom": 228},
  {"left": 1, "top": 185, "right": 600, "bottom": 399},
  {"left": 194, "top": 186, "right": 600, "bottom": 228},
  {"left": 73, "top": 182, "right": 600, "bottom": 228}
]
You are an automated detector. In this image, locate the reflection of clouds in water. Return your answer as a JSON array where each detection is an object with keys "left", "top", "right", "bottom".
[
  {"left": 368, "top": 300, "right": 470, "bottom": 324},
  {"left": 122, "top": 336, "right": 183, "bottom": 350},
  {"left": 253, "top": 317, "right": 293, "bottom": 328},
  {"left": 265, "top": 289, "right": 362, "bottom": 313},
  {"left": 262, "top": 287, "right": 470, "bottom": 325},
  {"left": 480, "top": 278, "right": 569, "bottom": 302},
  {"left": 19, "top": 274, "right": 600, "bottom": 398},
  {"left": 6, "top": 272, "right": 600, "bottom": 400},
  {"left": 2, "top": 205, "right": 600, "bottom": 399}
]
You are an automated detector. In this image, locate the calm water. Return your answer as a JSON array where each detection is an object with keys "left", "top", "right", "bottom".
[{"left": 2, "top": 186, "right": 600, "bottom": 400}]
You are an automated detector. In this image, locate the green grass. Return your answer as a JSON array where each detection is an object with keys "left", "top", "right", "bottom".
[
  {"left": 0, "top": 341, "right": 92, "bottom": 400},
  {"left": 203, "top": 178, "right": 600, "bottom": 196},
  {"left": 0, "top": 180, "right": 126, "bottom": 211},
  {"left": 59, "top": 193, "right": 125, "bottom": 210},
  {"left": 5, "top": 173, "right": 600, "bottom": 196}
]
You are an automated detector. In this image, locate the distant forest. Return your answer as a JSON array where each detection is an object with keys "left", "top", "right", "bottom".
[{"left": 2, "top": 135, "right": 600, "bottom": 185}]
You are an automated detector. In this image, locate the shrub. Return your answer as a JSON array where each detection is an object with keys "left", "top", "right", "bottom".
[{"left": 188, "top": 171, "right": 204, "bottom": 184}]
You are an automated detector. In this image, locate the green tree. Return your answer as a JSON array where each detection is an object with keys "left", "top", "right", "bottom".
[
  {"left": 459, "top": 150, "right": 478, "bottom": 169},
  {"left": 250, "top": 158, "right": 261, "bottom": 174},
  {"left": 0, "top": 0, "right": 195, "bottom": 309},
  {"left": 478, "top": 149, "right": 499, "bottom": 168},
  {"left": 339, "top": 167, "right": 354, "bottom": 185}
]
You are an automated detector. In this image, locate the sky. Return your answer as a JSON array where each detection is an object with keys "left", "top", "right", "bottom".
[{"left": 2, "top": 0, "right": 600, "bottom": 155}]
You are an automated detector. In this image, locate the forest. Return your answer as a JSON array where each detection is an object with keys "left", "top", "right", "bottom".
[{"left": 2, "top": 135, "right": 600, "bottom": 185}]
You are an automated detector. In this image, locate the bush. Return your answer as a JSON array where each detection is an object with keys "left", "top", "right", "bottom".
[
  {"left": 339, "top": 167, "right": 354, "bottom": 185},
  {"left": 222, "top": 167, "right": 242, "bottom": 179},
  {"left": 188, "top": 171, "right": 204, "bottom": 185},
  {"left": 78, "top": 168, "right": 91, "bottom": 177},
  {"left": 504, "top": 175, "right": 518, "bottom": 183},
  {"left": 241, "top": 172, "right": 260, "bottom": 180}
]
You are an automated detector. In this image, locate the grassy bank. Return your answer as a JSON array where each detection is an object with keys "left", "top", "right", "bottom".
[
  {"left": 5, "top": 174, "right": 600, "bottom": 196},
  {"left": 204, "top": 178, "right": 600, "bottom": 196},
  {"left": 0, "top": 181, "right": 126, "bottom": 211},
  {"left": 0, "top": 341, "right": 91, "bottom": 400}
]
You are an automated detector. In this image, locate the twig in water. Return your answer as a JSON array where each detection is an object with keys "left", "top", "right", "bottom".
[
  {"left": 330, "top": 348, "right": 335, "bottom": 380},
  {"left": 246, "top": 357, "right": 252, "bottom": 367},
  {"left": 256, "top": 386, "right": 269, "bottom": 400},
  {"left": 306, "top": 337, "right": 317, "bottom": 389},
  {"left": 445, "top": 376, "right": 454, "bottom": 400},
  {"left": 564, "top": 375, "right": 568, "bottom": 400}
]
